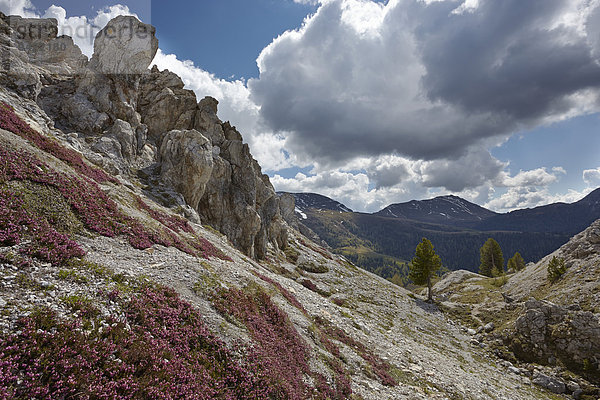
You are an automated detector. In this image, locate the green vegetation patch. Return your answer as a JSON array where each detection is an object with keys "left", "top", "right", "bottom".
[
  {"left": 298, "top": 260, "right": 329, "bottom": 274},
  {"left": 4, "top": 180, "right": 83, "bottom": 236}
]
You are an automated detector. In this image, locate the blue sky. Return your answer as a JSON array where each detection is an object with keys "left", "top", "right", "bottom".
[
  {"left": 152, "top": 0, "right": 314, "bottom": 80},
  {"left": 3, "top": 0, "right": 600, "bottom": 213}
]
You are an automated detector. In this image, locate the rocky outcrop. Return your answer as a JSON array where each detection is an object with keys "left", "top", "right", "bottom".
[
  {"left": 89, "top": 16, "right": 157, "bottom": 75},
  {"left": 159, "top": 129, "right": 213, "bottom": 210},
  {"left": 3, "top": 14, "right": 87, "bottom": 74},
  {"left": 510, "top": 299, "right": 600, "bottom": 377},
  {"left": 27, "top": 15, "right": 288, "bottom": 259},
  {"left": 279, "top": 192, "right": 298, "bottom": 229},
  {"left": 138, "top": 67, "right": 197, "bottom": 140},
  {"left": 194, "top": 98, "right": 287, "bottom": 258}
]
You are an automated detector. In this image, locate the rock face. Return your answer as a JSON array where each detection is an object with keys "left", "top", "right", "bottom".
[
  {"left": 159, "top": 129, "right": 213, "bottom": 211},
  {"left": 26, "top": 15, "right": 287, "bottom": 259},
  {"left": 138, "top": 67, "right": 197, "bottom": 140},
  {"left": 511, "top": 299, "right": 600, "bottom": 376},
  {"left": 194, "top": 98, "right": 287, "bottom": 258},
  {"left": 90, "top": 16, "right": 158, "bottom": 75}
]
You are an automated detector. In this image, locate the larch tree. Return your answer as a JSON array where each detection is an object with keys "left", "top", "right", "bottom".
[
  {"left": 479, "top": 238, "right": 504, "bottom": 277},
  {"left": 507, "top": 252, "right": 525, "bottom": 272},
  {"left": 409, "top": 238, "right": 442, "bottom": 303}
]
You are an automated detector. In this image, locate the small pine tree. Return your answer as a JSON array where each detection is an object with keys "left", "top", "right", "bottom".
[
  {"left": 479, "top": 238, "right": 504, "bottom": 277},
  {"left": 547, "top": 256, "right": 566, "bottom": 283},
  {"left": 409, "top": 238, "right": 442, "bottom": 302},
  {"left": 507, "top": 252, "right": 526, "bottom": 273}
]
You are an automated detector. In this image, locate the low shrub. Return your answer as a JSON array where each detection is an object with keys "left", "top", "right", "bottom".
[
  {"left": 0, "top": 143, "right": 228, "bottom": 264},
  {"left": 255, "top": 272, "right": 307, "bottom": 315},
  {"left": 315, "top": 316, "right": 397, "bottom": 387},
  {"left": 547, "top": 256, "right": 567, "bottom": 283},
  {"left": 300, "top": 278, "right": 331, "bottom": 297},
  {"left": 284, "top": 246, "right": 300, "bottom": 263},
  {"left": 298, "top": 260, "right": 329, "bottom": 274},
  {"left": 332, "top": 297, "right": 346, "bottom": 307},
  {"left": 212, "top": 286, "right": 311, "bottom": 400}
]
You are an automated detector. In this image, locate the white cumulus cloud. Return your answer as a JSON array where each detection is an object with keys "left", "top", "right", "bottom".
[
  {"left": 250, "top": 0, "right": 600, "bottom": 168},
  {"left": 583, "top": 167, "right": 600, "bottom": 187}
]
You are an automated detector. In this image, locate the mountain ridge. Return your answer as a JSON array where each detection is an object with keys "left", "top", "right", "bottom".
[
  {"left": 376, "top": 194, "right": 499, "bottom": 227},
  {"left": 281, "top": 189, "right": 600, "bottom": 273}
]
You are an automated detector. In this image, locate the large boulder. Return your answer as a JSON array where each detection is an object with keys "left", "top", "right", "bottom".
[
  {"left": 510, "top": 299, "right": 600, "bottom": 377},
  {"left": 90, "top": 15, "right": 158, "bottom": 75},
  {"left": 159, "top": 129, "right": 214, "bottom": 211}
]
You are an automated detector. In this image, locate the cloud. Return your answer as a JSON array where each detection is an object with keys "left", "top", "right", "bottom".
[
  {"left": 292, "top": 0, "right": 321, "bottom": 5},
  {"left": 2, "top": 0, "right": 594, "bottom": 213},
  {"left": 417, "top": 148, "right": 507, "bottom": 192},
  {"left": 485, "top": 187, "right": 592, "bottom": 212},
  {"left": 499, "top": 167, "right": 563, "bottom": 187},
  {"left": 249, "top": 0, "right": 600, "bottom": 167},
  {"left": 583, "top": 167, "right": 600, "bottom": 186},
  {"left": 0, "top": 0, "right": 37, "bottom": 17}
]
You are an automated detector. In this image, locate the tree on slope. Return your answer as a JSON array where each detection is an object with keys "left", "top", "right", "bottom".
[
  {"left": 409, "top": 238, "right": 442, "bottom": 302},
  {"left": 479, "top": 238, "right": 504, "bottom": 277},
  {"left": 507, "top": 252, "right": 525, "bottom": 273}
]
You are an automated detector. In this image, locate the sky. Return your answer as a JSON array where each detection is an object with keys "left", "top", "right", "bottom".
[{"left": 1, "top": 0, "right": 600, "bottom": 213}]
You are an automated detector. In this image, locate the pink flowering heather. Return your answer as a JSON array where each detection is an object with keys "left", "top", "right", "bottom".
[
  {"left": 0, "top": 286, "right": 274, "bottom": 399},
  {"left": 0, "top": 143, "right": 228, "bottom": 263},
  {"left": 213, "top": 286, "right": 312, "bottom": 400},
  {"left": 248, "top": 273, "right": 352, "bottom": 398},
  {"left": 0, "top": 187, "right": 84, "bottom": 265},
  {"left": 0, "top": 102, "right": 118, "bottom": 184},
  {"left": 135, "top": 196, "right": 232, "bottom": 261},
  {"left": 135, "top": 196, "right": 194, "bottom": 234},
  {"left": 255, "top": 272, "right": 308, "bottom": 315}
]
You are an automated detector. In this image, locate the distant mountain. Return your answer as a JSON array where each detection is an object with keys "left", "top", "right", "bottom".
[
  {"left": 376, "top": 195, "right": 498, "bottom": 227},
  {"left": 285, "top": 189, "right": 600, "bottom": 276},
  {"left": 283, "top": 192, "right": 353, "bottom": 218},
  {"left": 475, "top": 188, "right": 600, "bottom": 234}
]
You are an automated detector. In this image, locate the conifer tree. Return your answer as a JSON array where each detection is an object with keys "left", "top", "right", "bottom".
[
  {"left": 547, "top": 256, "right": 566, "bottom": 283},
  {"left": 409, "top": 238, "right": 442, "bottom": 302},
  {"left": 479, "top": 238, "right": 504, "bottom": 277},
  {"left": 507, "top": 252, "right": 525, "bottom": 272}
]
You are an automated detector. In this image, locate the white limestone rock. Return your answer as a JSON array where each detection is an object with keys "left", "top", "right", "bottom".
[
  {"left": 90, "top": 16, "right": 158, "bottom": 75},
  {"left": 159, "top": 129, "right": 214, "bottom": 211}
]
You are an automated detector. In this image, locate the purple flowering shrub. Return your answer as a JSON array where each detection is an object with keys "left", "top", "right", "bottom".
[
  {"left": 249, "top": 272, "right": 353, "bottom": 398},
  {"left": 0, "top": 144, "right": 228, "bottom": 264},
  {"left": 0, "top": 102, "right": 118, "bottom": 184},
  {"left": 255, "top": 272, "right": 308, "bottom": 314},
  {"left": 0, "top": 286, "right": 273, "bottom": 399},
  {"left": 135, "top": 196, "right": 193, "bottom": 234},
  {"left": 300, "top": 278, "right": 331, "bottom": 297},
  {"left": 212, "top": 285, "right": 353, "bottom": 399},
  {"left": 0, "top": 186, "right": 85, "bottom": 265},
  {"left": 213, "top": 286, "right": 312, "bottom": 399}
]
